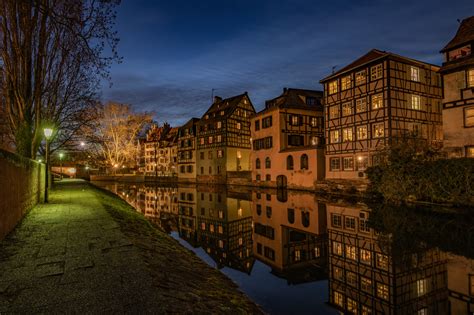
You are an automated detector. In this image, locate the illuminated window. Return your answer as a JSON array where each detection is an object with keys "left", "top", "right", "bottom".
[
  {"left": 333, "top": 241, "right": 343, "bottom": 256},
  {"left": 330, "top": 130, "right": 341, "bottom": 143},
  {"left": 346, "top": 245, "right": 357, "bottom": 260},
  {"left": 362, "top": 305, "right": 372, "bottom": 315},
  {"left": 329, "top": 80, "right": 338, "bottom": 94},
  {"left": 373, "top": 123, "right": 385, "bottom": 138},
  {"left": 418, "top": 308, "right": 427, "bottom": 315},
  {"left": 290, "top": 115, "right": 300, "bottom": 126},
  {"left": 332, "top": 214, "right": 342, "bottom": 227},
  {"left": 371, "top": 64, "right": 383, "bottom": 80},
  {"left": 347, "top": 272, "right": 357, "bottom": 287},
  {"left": 209, "top": 136, "right": 213, "bottom": 144},
  {"left": 361, "top": 277, "right": 372, "bottom": 293},
  {"left": 218, "top": 240, "right": 224, "bottom": 248},
  {"left": 311, "top": 117, "right": 319, "bottom": 127},
  {"left": 357, "top": 125, "right": 368, "bottom": 140},
  {"left": 376, "top": 254, "right": 389, "bottom": 269},
  {"left": 236, "top": 122, "right": 241, "bottom": 129},
  {"left": 209, "top": 224, "right": 214, "bottom": 232},
  {"left": 334, "top": 266, "right": 344, "bottom": 281},
  {"left": 217, "top": 121, "right": 222, "bottom": 129},
  {"left": 360, "top": 249, "right": 372, "bottom": 264},
  {"left": 342, "top": 102, "right": 353, "bottom": 116},
  {"left": 314, "top": 247, "right": 320, "bottom": 258},
  {"left": 417, "top": 278, "right": 427, "bottom": 296},
  {"left": 469, "top": 69, "right": 474, "bottom": 87},
  {"left": 464, "top": 107, "right": 474, "bottom": 127},
  {"left": 294, "top": 250, "right": 301, "bottom": 261},
  {"left": 371, "top": 93, "right": 384, "bottom": 109},
  {"left": 343, "top": 157, "right": 354, "bottom": 170},
  {"left": 356, "top": 70, "right": 367, "bottom": 85},
  {"left": 201, "top": 222, "right": 206, "bottom": 230},
  {"left": 356, "top": 98, "right": 367, "bottom": 113},
  {"left": 218, "top": 225, "right": 223, "bottom": 234},
  {"left": 330, "top": 157, "right": 341, "bottom": 171},
  {"left": 333, "top": 291, "right": 344, "bottom": 307},
  {"left": 341, "top": 75, "right": 352, "bottom": 90},
  {"left": 347, "top": 298, "right": 357, "bottom": 313},
  {"left": 467, "top": 147, "right": 474, "bottom": 158},
  {"left": 411, "top": 95, "right": 421, "bottom": 110},
  {"left": 330, "top": 105, "right": 340, "bottom": 119},
  {"left": 217, "top": 150, "right": 223, "bottom": 158},
  {"left": 200, "top": 138, "right": 204, "bottom": 145},
  {"left": 343, "top": 128, "right": 353, "bottom": 142},
  {"left": 376, "top": 283, "right": 389, "bottom": 300},
  {"left": 220, "top": 110, "right": 225, "bottom": 116},
  {"left": 217, "top": 135, "right": 222, "bottom": 142},
  {"left": 411, "top": 66, "right": 420, "bottom": 82}
]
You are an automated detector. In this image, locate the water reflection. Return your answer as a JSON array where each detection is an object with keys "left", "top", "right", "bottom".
[{"left": 92, "top": 181, "right": 474, "bottom": 315}]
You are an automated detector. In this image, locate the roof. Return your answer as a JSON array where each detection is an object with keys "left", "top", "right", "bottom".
[
  {"left": 320, "top": 49, "right": 439, "bottom": 83},
  {"left": 199, "top": 92, "right": 255, "bottom": 123},
  {"left": 179, "top": 117, "right": 200, "bottom": 130},
  {"left": 441, "top": 16, "right": 474, "bottom": 52},
  {"left": 260, "top": 88, "right": 323, "bottom": 114}
]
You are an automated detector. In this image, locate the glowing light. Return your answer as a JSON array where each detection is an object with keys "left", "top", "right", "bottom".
[
  {"left": 80, "top": 141, "right": 85, "bottom": 146},
  {"left": 59, "top": 153, "right": 64, "bottom": 159},
  {"left": 358, "top": 156, "right": 363, "bottom": 161},
  {"left": 38, "top": 159, "right": 43, "bottom": 163},
  {"left": 44, "top": 128, "right": 53, "bottom": 139},
  {"left": 114, "top": 164, "right": 118, "bottom": 168}
]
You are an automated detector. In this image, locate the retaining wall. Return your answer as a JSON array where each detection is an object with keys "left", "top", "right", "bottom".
[{"left": 0, "top": 149, "right": 45, "bottom": 240}]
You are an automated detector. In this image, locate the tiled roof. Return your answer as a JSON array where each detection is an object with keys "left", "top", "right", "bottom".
[
  {"left": 263, "top": 88, "right": 323, "bottom": 112},
  {"left": 199, "top": 92, "right": 254, "bottom": 123},
  {"left": 441, "top": 16, "right": 474, "bottom": 52}
]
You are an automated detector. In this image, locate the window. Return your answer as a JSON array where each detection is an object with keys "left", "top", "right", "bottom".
[
  {"left": 418, "top": 308, "right": 427, "bottom": 315},
  {"left": 332, "top": 214, "right": 342, "bottom": 227},
  {"left": 256, "top": 204, "right": 262, "bottom": 215},
  {"left": 411, "top": 95, "right": 421, "bottom": 110},
  {"left": 376, "top": 254, "right": 389, "bottom": 269},
  {"left": 333, "top": 241, "right": 343, "bottom": 256},
  {"left": 288, "top": 135, "right": 304, "bottom": 146},
  {"left": 200, "top": 167, "right": 204, "bottom": 174},
  {"left": 262, "top": 116, "right": 272, "bottom": 128},
  {"left": 302, "top": 211, "right": 310, "bottom": 227},
  {"left": 236, "top": 122, "right": 241, "bottom": 129},
  {"left": 311, "top": 117, "right": 319, "bottom": 127},
  {"left": 346, "top": 245, "right": 357, "bottom": 260},
  {"left": 371, "top": 64, "right": 383, "bottom": 80},
  {"left": 469, "top": 274, "right": 474, "bottom": 295},
  {"left": 208, "top": 151, "right": 213, "bottom": 159},
  {"left": 264, "top": 246, "right": 275, "bottom": 260},
  {"left": 357, "top": 125, "right": 368, "bottom": 140},
  {"left": 345, "top": 216, "right": 356, "bottom": 229},
  {"left": 361, "top": 277, "right": 372, "bottom": 293},
  {"left": 371, "top": 93, "right": 384, "bottom": 109},
  {"left": 217, "top": 121, "right": 222, "bottom": 129},
  {"left": 464, "top": 107, "right": 474, "bottom": 127},
  {"left": 329, "top": 105, "right": 340, "bottom": 119},
  {"left": 343, "top": 128, "right": 353, "bottom": 142},
  {"left": 333, "top": 291, "right": 344, "bottom": 307},
  {"left": 468, "top": 146, "right": 474, "bottom": 158},
  {"left": 208, "top": 166, "right": 212, "bottom": 174},
  {"left": 217, "top": 150, "right": 223, "bottom": 158},
  {"left": 265, "top": 157, "right": 271, "bottom": 169},
  {"left": 287, "top": 155, "right": 294, "bottom": 170},
  {"left": 341, "top": 75, "right": 352, "bottom": 90},
  {"left": 362, "top": 305, "right": 372, "bottom": 315},
  {"left": 417, "top": 279, "right": 427, "bottom": 296},
  {"left": 256, "top": 158, "right": 261, "bottom": 169},
  {"left": 469, "top": 69, "right": 474, "bottom": 87},
  {"left": 343, "top": 157, "right": 354, "bottom": 170},
  {"left": 265, "top": 174, "right": 271, "bottom": 181},
  {"left": 360, "top": 219, "right": 370, "bottom": 232},
  {"left": 355, "top": 70, "right": 367, "bottom": 85},
  {"left": 333, "top": 266, "right": 344, "bottom": 281},
  {"left": 347, "top": 298, "right": 357, "bottom": 314},
  {"left": 356, "top": 98, "right": 367, "bottom": 113},
  {"left": 306, "top": 97, "right": 317, "bottom": 106},
  {"left": 411, "top": 66, "right": 420, "bottom": 82},
  {"left": 376, "top": 283, "right": 389, "bottom": 300},
  {"left": 342, "top": 102, "right": 353, "bottom": 116},
  {"left": 200, "top": 138, "right": 204, "bottom": 145},
  {"left": 347, "top": 272, "right": 357, "bottom": 287},
  {"left": 300, "top": 154, "right": 308, "bottom": 170},
  {"left": 187, "top": 165, "right": 193, "bottom": 173},
  {"left": 330, "top": 157, "right": 341, "bottom": 171},
  {"left": 287, "top": 208, "right": 295, "bottom": 224},
  {"left": 290, "top": 115, "right": 301, "bottom": 126},
  {"left": 255, "top": 120, "right": 260, "bottom": 131},
  {"left": 361, "top": 249, "right": 372, "bottom": 265},
  {"left": 330, "top": 130, "right": 341, "bottom": 143},
  {"left": 373, "top": 123, "right": 385, "bottom": 138},
  {"left": 217, "top": 135, "right": 222, "bottom": 142},
  {"left": 329, "top": 80, "right": 338, "bottom": 94}
]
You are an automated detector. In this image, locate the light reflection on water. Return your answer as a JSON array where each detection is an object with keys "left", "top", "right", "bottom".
[{"left": 92, "top": 181, "right": 474, "bottom": 315}]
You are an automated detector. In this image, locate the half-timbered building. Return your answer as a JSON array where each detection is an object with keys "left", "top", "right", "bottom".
[
  {"left": 439, "top": 16, "right": 474, "bottom": 158},
  {"left": 177, "top": 118, "right": 200, "bottom": 182},
  {"left": 250, "top": 88, "right": 325, "bottom": 189},
  {"left": 196, "top": 93, "right": 256, "bottom": 183},
  {"left": 320, "top": 49, "right": 443, "bottom": 180}
]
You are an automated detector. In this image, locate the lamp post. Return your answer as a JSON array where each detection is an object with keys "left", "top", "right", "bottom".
[
  {"left": 59, "top": 152, "right": 64, "bottom": 180},
  {"left": 44, "top": 128, "right": 53, "bottom": 203}
]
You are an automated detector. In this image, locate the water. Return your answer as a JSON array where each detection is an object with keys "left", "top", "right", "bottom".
[{"left": 92, "top": 181, "right": 474, "bottom": 315}]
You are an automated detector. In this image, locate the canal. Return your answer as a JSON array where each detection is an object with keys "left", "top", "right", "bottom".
[{"left": 91, "top": 181, "right": 474, "bottom": 315}]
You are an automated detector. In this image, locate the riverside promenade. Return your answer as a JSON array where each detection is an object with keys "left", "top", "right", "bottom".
[{"left": 0, "top": 179, "right": 262, "bottom": 314}]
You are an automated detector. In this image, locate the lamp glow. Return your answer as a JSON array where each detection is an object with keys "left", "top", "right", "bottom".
[{"left": 44, "top": 128, "right": 53, "bottom": 139}]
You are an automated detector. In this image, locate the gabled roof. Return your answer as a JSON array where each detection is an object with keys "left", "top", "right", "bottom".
[
  {"left": 262, "top": 87, "right": 323, "bottom": 113},
  {"left": 441, "top": 16, "right": 474, "bottom": 52},
  {"left": 179, "top": 117, "right": 200, "bottom": 130},
  {"left": 199, "top": 92, "right": 255, "bottom": 123},
  {"left": 320, "top": 49, "right": 439, "bottom": 83}
]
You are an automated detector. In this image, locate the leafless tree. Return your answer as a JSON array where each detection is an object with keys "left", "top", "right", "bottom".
[{"left": 0, "top": 0, "right": 120, "bottom": 158}]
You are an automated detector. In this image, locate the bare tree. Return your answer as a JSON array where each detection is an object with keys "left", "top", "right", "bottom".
[
  {"left": 91, "top": 102, "right": 152, "bottom": 170},
  {"left": 0, "top": 0, "right": 120, "bottom": 158}
]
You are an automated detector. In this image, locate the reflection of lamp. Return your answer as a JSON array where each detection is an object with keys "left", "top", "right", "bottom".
[
  {"left": 43, "top": 128, "right": 53, "bottom": 203},
  {"left": 59, "top": 152, "right": 64, "bottom": 180}
]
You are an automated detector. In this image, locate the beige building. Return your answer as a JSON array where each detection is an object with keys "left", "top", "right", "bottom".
[
  {"left": 439, "top": 16, "right": 474, "bottom": 158},
  {"left": 320, "top": 49, "right": 443, "bottom": 180},
  {"left": 196, "top": 93, "right": 256, "bottom": 183},
  {"left": 144, "top": 124, "right": 178, "bottom": 177},
  {"left": 177, "top": 118, "right": 199, "bottom": 182},
  {"left": 250, "top": 88, "right": 325, "bottom": 190}
]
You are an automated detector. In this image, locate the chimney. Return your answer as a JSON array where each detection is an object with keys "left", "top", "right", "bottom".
[{"left": 214, "top": 96, "right": 222, "bottom": 103}]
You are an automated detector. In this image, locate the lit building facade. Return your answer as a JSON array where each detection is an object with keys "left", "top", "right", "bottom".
[
  {"left": 320, "top": 49, "right": 443, "bottom": 180},
  {"left": 196, "top": 93, "right": 256, "bottom": 183},
  {"left": 439, "top": 16, "right": 474, "bottom": 158},
  {"left": 144, "top": 124, "right": 178, "bottom": 177},
  {"left": 250, "top": 88, "right": 325, "bottom": 189},
  {"left": 177, "top": 118, "right": 199, "bottom": 182}
]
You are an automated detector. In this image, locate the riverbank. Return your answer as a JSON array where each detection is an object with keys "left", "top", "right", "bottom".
[{"left": 0, "top": 179, "right": 262, "bottom": 314}]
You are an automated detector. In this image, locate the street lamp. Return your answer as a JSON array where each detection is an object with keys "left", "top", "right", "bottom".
[
  {"left": 59, "top": 152, "right": 64, "bottom": 180},
  {"left": 43, "top": 128, "right": 53, "bottom": 203}
]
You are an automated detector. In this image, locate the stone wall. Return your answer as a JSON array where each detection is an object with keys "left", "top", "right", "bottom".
[{"left": 0, "top": 149, "right": 45, "bottom": 240}]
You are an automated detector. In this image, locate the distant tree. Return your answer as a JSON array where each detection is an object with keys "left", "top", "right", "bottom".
[
  {"left": 0, "top": 0, "right": 120, "bottom": 158},
  {"left": 91, "top": 102, "right": 152, "bottom": 170}
]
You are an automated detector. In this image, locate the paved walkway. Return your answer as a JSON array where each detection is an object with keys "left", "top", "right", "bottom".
[{"left": 0, "top": 180, "right": 261, "bottom": 314}]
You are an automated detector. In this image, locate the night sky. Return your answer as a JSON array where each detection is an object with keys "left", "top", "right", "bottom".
[{"left": 101, "top": 0, "right": 473, "bottom": 126}]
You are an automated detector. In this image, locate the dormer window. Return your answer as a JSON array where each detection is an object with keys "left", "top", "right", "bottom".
[
  {"left": 447, "top": 45, "right": 471, "bottom": 61},
  {"left": 205, "top": 114, "right": 209, "bottom": 119}
]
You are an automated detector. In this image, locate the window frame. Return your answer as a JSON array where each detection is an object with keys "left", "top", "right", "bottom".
[{"left": 464, "top": 107, "right": 474, "bottom": 127}]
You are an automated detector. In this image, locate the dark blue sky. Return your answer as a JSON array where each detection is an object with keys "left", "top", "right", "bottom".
[{"left": 101, "top": 0, "right": 473, "bottom": 126}]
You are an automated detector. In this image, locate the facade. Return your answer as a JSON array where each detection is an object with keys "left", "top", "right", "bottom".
[
  {"left": 177, "top": 118, "right": 200, "bottom": 182},
  {"left": 144, "top": 124, "right": 178, "bottom": 177},
  {"left": 250, "top": 88, "right": 325, "bottom": 189},
  {"left": 439, "top": 16, "right": 474, "bottom": 158},
  {"left": 320, "top": 49, "right": 443, "bottom": 180},
  {"left": 196, "top": 93, "right": 256, "bottom": 183}
]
